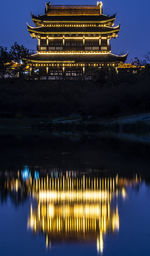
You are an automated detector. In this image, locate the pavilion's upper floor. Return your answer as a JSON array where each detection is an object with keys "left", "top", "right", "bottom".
[{"left": 31, "top": 2, "right": 116, "bottom": 28}]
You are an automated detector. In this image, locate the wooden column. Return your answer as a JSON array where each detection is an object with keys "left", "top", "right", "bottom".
[
  {"left": 63, "top": 37, "right": 65, "bottom": 46},
  {"left": 47, "top": 37, "right": 49, "bottom": 45},
  {"left": 83, "top": 66, "right": 85, "bottom": 74},
  {"left": 83, "top": 37, "right": 85, "bottom": 46},
  {"left": 46, "top": 66, "right": 49, "bottom": 74},
  {"left": 62, "top": 66, "right": 65, "bottom": 73},
  {"left": 99, "top": 37, "right": 101, "bottom": 46},
  {"left": 30, "top": 67, "right": 32, "bottom": 76},
  {"left": 46, "top": 37, "right": 49, "bottom": 51}
]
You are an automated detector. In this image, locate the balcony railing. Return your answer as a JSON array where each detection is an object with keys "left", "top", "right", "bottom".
[{"left": 37, "top": 45, "right": 111, "bottom": 52}]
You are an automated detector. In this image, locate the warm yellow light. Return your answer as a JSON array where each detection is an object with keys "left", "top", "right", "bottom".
[
  {"left": 122, "top": 188, "right": 127, "bottom": 199},
  {"left": 6, "top": 173, "right": 142, "bottom": 255},
  {"left": 112, "top": 208, "right": 119, "bottom": 231},
  {"left": 15, "top": 179, "right": 19, "bottom": 191},
  {"left": 36, "top": 51, "right": 111, "bottom": 55},
  {"left": 38, "top": 190, "right": 109, "bottom": 202},
  {"left": 32, "top": 18, "right": 115, "bottom": 24},
  {"left": 97, "top": 233, "right": 104, "bottom": 253},
  {"left": 48, "top": 204, "right": 54, "bottom": 217}
]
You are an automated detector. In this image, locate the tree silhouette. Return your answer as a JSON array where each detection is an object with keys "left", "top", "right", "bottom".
[
  {"left": 9, "top": 42, "right": 30, "bottom": 63},
  {"left": 0, "top": 46, "right": 11, "bottom": 78}
]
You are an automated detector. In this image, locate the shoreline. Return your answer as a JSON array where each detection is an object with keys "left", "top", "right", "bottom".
[{"left": 0, "top": 113, "right": 150, "bottom": 146}]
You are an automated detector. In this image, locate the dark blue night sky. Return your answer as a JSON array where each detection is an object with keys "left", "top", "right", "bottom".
[{"left": 1, "top": 0, "right": 150, "bottom": 61}]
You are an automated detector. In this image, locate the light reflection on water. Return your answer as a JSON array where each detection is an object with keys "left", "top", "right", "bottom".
[{"left": 0, "top": 168, "right": 143, "bottom": 255}]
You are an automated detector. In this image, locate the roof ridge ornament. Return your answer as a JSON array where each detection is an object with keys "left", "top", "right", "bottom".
[
  {"left": 45, "top": 2, "right": 51, "bottom": 14},
  {"left": 97, "top": 1, "right": 103, "bottom": 14}
]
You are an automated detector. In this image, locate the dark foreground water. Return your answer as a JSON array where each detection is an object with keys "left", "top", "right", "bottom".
[{"left": 0, "top": 136, "right": 150, "bottom": 256}]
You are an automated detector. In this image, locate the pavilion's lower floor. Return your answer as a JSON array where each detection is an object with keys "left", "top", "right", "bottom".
[
  {"left": 25, "top": 52, "right": 127, "bottom": 80},
  {"left": 27, "top": 66, "right": 113, "bottom": 80}
]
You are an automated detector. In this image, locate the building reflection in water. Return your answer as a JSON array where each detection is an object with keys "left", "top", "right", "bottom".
[{"left": 2, "top": 169, "right": 140, "bottom": 254}]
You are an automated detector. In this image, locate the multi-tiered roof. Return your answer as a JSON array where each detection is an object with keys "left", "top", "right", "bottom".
[{"left": 26, "top": 2, "right": 127, "bottom": 78}]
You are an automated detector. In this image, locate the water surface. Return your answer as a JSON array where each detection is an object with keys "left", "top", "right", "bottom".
[{"left": 0, "top": 167, "right": 150, "bottom": 256}]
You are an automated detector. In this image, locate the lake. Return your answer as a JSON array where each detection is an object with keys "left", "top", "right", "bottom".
[{"left": 0, "top": 136, "right": 150, "bottom": 256}]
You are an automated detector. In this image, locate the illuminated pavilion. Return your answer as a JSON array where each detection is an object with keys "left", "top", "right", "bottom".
[{"left": 26, "top": 2, "right": 127, "bottom": 79}]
